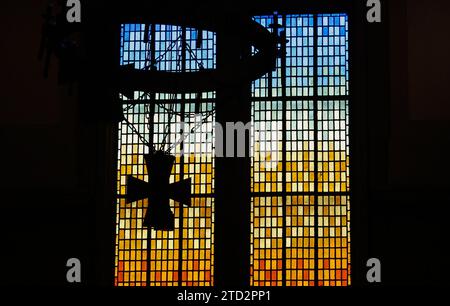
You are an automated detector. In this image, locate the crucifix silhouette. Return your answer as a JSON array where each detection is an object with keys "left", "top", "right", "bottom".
[{"left": 125, "top": 150, "right": 191, "bottom": 231}]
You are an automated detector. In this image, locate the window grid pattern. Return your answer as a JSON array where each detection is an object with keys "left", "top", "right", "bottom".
[
  {"left": 250, "top": 13, "right": 350, "bottom": 287},
  {"left": 317, "top": 14, "right": 349, "bottom": 96},
  {"left": 286, "top": 15, "right": 315, "bottom": 97},
  {"left": 285, "top": 100, "right": 316, "bottom": 287},
  {"left": 317, "top": 195, "right": 350, "bottom": 286},
  {"left": 318, "top": 100, "right": 349, "bottom": 193},
  {"left": 250, "top": 197, "right": 283, "bottom": 286},
  {"left": 286, "top": 101, "right": 315, "bottom": 193},
  {"left": 185, "top": 28, "right": 216, "bottom": 71},
  {"left": 251, "top": 100, "right": 283, "bottom": 194},
  {"left": 252, "top": 16, "right": 283, "bottom": 98},
  {"left": 115, "top": 23, "right": 216, "bottom": 286},
  {"left": 250, "top": 99, "right": 284, "bottom": 286},
  {"left": 120, "top": 24, "right": 215, "bottom": 71},
  {"left": 286, "top": 195, "right": 315, "bottom": 286},
  {"left": 121, "top": 24, "right": 147, "bottom": 69}
]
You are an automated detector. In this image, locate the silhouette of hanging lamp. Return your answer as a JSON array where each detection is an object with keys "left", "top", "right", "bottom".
[{"left": 122, "top": 13, "right": 280, "bottom": 232}]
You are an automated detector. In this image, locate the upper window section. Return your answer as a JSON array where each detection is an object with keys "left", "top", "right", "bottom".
[
  {"left": 252, "top": 14, "right": 348, "bottom": 98},
  {"left": 120, "top": 24, "right": 216, "bottom": 71}
]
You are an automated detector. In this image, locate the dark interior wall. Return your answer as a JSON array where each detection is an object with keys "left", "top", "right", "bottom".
[
  {"left": 389, "top": 0, "right": 450, "bottom": 183},
  {"left": 0, "top": 0, "right": 449, "bottom": 286},
  {"left": 0, "top": 0, "right": 96, "bottom": 285},
  {"left": 373, "top": 0, "right": 450, "bottom": 285},
  {"left": 407, "top": 0, "right": 450, "bottom": 121}
]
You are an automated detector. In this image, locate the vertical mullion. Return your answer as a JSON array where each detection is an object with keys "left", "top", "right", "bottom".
[
  {"left": 313, "top": 14, "right": 319, "bottom": 287},
  {"left": 178, "top": 26, "right": 186, "bottom": 286},
  {"left": 146, "top": 23, "right": 156, "bottom": 287},
  {"left": 280, "top": 14, "right": 287, "bottom": 287}
]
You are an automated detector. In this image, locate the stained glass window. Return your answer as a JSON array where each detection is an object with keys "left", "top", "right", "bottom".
[
  {"left": 115, "top": 24, "right": 216, "bottom": 286},
  {"left": 114, "top": 12, "right": 350, "bottom": 287},
  {"left": 250, "top": 13, "right": 350, "bottom": 287}
]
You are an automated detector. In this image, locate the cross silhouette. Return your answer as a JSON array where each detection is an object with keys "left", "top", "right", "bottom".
[{"left": 125, "top": 150, "right": 191, "bottom": 231}]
